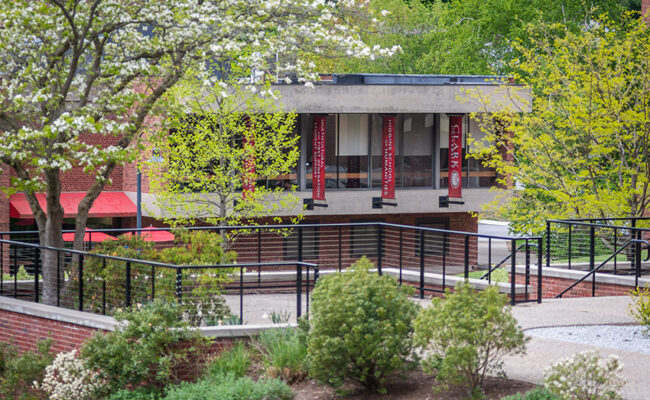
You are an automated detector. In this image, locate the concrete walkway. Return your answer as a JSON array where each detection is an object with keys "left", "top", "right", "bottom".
[
  {"left": 225, "top": 293, "right": 648, "bottom": 400},
  {"left": 503, "top": 296, "right": 648, "bottom": 400}
]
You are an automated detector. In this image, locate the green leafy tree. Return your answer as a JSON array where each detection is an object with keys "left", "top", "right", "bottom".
[
  {"left": 0, "top": 0, "right": 396, "bottom": 305},
  {"left": 467, "top": 15, "right": 650, "bottom": 235},
  {"left": 414, "top": 283, "right": 528, "bottom": 398},
  {"left": 322, "top": 0, "right": 634, "bottom": 75},
  {"left": 146, "top": 75, "right": 301, "bottom": 228}
]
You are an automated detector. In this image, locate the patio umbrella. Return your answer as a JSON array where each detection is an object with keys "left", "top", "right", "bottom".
[
  {"left": 62, "top": 228, "right": 117, "bottom": 242},
  {"left": 123, "top": 226, "right": 175, "bottom": 242}
]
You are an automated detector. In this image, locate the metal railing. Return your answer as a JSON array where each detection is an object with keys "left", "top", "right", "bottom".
[{"left": 0, "top": 222, "right": 543, "bottom": 308}]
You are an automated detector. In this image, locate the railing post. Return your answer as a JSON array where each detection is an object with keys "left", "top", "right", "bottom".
[
  {"left": 176, "top": 269, "right": 183, "bottom": 304},
  {"left": 102, "top": 259, "right": 107, "bottom": 315},
  {"left": 33, "top": 247, "right": 39, "bottom": 303},
  {"left": 635, "top": 240, "right": 641, "bottom": 289},
  {"left": 13, "top": 245, "right": 17, "bottom": 298},
  {"left": 0, "top": 236, "right": 3, "bottom": 296},
  {"left": 568, "top": 225, "right": 572, "bottom": 269},
  {"left": 78, "top": 254, "right": 84, "bottom": 311},
  {"left": 57, "top": 251, "right": 61, "bottom": 307},
  {"left": 240, "top": 266, "right": 244, "bottom": 324},
  {"left": 525, "top": 239, "right": 530, "bottom": 301},
  {"left": 399, "top": 228, "right": 403, "bottom": 286},
  {"left": 257, "top": 228, "right": 262, "bottom": 285},
  {"left": 125, "top": 261, "right": 131, "bottom": 308},
  {"left": 298, "top": 227, "right": 303, "bottom": 262},
  {"left": 537, "top": 237, "right": 543, "bottom": 303},
  {"left": 464, "top": 235, "right": 470, "bottom": 280},
  {"left": 589, "top": 226, "right": 595, "bottom": 297},
  {"left": 419, "top": 230, "right": 425, "bottom": 299},
  {"left": 377, "top": 225, "right": 383, "bottom": 276},
  {"left": 297, "top": 263, "right": 303, "bottom": 318},
  {"left": 545, "top": 221, "right": 551, "bottom": 271},
  {"left": 338, "top": 226, "right": 342, "bottom": 272},
  {"left": 510, "top": 239, "right": 516, "bottom": 306}
]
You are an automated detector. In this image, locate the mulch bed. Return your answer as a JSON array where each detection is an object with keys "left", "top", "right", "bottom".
[{"left": 292, "top": 371, "right": 536, "bottom": 400}]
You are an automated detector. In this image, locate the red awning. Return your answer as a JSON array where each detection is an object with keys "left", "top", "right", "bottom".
[
  {"left": 10, "top": 192, "right": 137, "bottom": 219},
  {"left": 62, "top": 228, "right": 117, "bottom": 243},
  {"left": 123, "top": 226, "right": 175, "bottom": 242}
]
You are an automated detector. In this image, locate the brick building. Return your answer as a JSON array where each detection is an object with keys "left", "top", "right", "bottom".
[{"left": 1, "top": 74, "right": 528, "bottom": 243}]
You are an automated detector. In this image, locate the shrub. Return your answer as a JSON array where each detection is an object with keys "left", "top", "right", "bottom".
[
  {"left": 500, "top": 386, "right": 559, "bottom": 400},
  {"left": 543, "top": 351, "right": 624, "bottom": 400},
  {"left": 162, "top": 375, "right": 293, "bottom": 400},
  {"left": 0, "top": 339, "right": 53, "bottom": 400},
  {"left": 256, "top": 327, "right": 307, "bottom": 382},
  {"left": 414, "top": 282, "right": 528, "bottom": 399},
  {"left": 39, "top": 350, "right": 102, "bottom": 400},
  {"left": 81, "top": 300, "right": 206, "bottom": 396},
  {"left": 206, "top": 342, "right": 251, "bottom": 379},
  {"left": 629, "top": 286, "right": 650, "bottom": 335},
  {"left": 306, "top": 256, "right": 419, "bottom": 392},
  {"left": 107, "top": 388, "right": 160, "bottom": 400}
]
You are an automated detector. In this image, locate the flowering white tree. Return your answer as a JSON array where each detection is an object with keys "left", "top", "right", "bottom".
[{"left": 0, "top": 0, "right": 398, "bottom": 305}]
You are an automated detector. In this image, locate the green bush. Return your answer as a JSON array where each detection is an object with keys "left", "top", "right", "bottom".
[
  {"left": 81, "top": 300, "right": 206, "bottom": 396},
  {"left": 543, "top": 351, "right": 624, "bottom": 400},
  {"left": 0, "top": 339, "right": 53, "bottom": 400},
  {"left": 206, "top": 342, "right": 251, "bottom": 379},
  {"left": 629, "top": 286, "right": 650, "bottom": 335},
  {"left": 500, "top": 386, "right": 559, "bottom": 400},
  {"left": 256, "top": 327, "right": 307, "bottom": 382},
  {"left": 107, "top": 388, "right": 161, "bottom": 400},
  {"left": 306, "top": 257, "right": 419, "bottom": 392},
  {"left": 414, "top": 282, "right": 528, "bottom": 399},
  {"left": 163, "top": 375, "right": 293, "bottom": 400},
  {"left": 82, "top": 230, "right": 235, "bottom": 325}
]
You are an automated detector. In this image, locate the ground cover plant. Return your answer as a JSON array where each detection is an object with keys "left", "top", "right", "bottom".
[
  {"left": 414, "top": 282, "right": 528, "bottom": 399},
  {"left": 306, "top": 257, "right": 419, "bottom": 392},
  {"left": 543, "top": 351, "right": 624, "bottom": 400},
  {"left": 256, "top": 327, "right": 308, "bottom": 383},
  {"left": 0, "top": 339, "right": 52, "bottom": 400}
]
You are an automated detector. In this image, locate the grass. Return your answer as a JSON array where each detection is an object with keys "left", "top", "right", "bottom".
[{"left": 457, "top": 268, "right": 509, "bottom": 283}]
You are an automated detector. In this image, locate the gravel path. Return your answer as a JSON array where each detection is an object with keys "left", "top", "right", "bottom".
[{"left": 526, "top": 325, "right": 650, "bottom": 355}]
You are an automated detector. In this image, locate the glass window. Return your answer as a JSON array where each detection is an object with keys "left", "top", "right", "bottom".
[
  {"left": 402, "top": 114, "right": 433, "bottom": 187},
  {"left": 337, "top": 114, "right": 369, "bottom": 188},
  {"left": 466, "top": 115, "right": 497, "bottom": 188}
]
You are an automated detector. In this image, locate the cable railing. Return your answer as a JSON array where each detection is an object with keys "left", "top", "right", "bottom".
[{"left": 0, "top": 222, "right": 543, "bottom": 315}]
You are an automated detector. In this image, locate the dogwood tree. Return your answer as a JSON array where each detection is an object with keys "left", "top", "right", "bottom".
[{"left": 0, "top": 0, "right": 398, "bottom": 305}]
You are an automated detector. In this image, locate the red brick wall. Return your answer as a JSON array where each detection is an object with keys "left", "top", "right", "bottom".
[
  {"left": 0, "top": 308, "right": 107, "bottom": 354},
  {"left": 513, "top": 273, "right": 633, "bottom": 299}
]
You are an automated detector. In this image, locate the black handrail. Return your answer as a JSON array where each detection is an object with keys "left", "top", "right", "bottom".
[
  {"left": 556, "top": 239, "right": 650, "bottom": 298},
  {"left": 479, "top": 242, "right": 539, "bottom": 280}
]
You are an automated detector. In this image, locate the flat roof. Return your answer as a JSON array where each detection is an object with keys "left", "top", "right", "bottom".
[{"left": 279, "top": 73, "right": 510, "bottom": 86}]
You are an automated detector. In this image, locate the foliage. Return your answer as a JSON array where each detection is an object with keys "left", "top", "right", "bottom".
[
  {"left": 1, "top": 265, "right": 33, "bottom": 281},
  {"left": 319, "top": 0, "right": 634, "bottom": 75},
  {"left": 543, "top": 351, "right": 625, "bottom": 400},
  {"left": 0, "top": 0, "right": 397, "bottom": 306},
  {"left": 468, "top": 15, "right": 650, "bottom": 235},
  {"left": 82, "top": 230, "right": 234, "bottom": 326},
  {"left": 39, "top": 350, "right": 102, "bottom": 400},
  {"left": 414, "top": 283, "right": 528, "bottom": 398},
  {"left": 147, "top": 77, "right": 302, "bottom": 229},
  {"left": 629, "top": 286, "right": 650, "bottom": 335},
  {"left": 107, "top": 388, "right": 160, "bottom": 400},
  {"left": 256, "top": 328, "right": 308, "bottom": 383},
  {"left": 0, "top": 339, "right": 52, "bottom": 400},
  {"left": 306, "top": 256, "right": 418, "bottom": 392},
  {"left": 162, "top": 375, "right": 293, "bottom": 400},
  {"left": 206, "top": 343, "right": 252, "bottom": 379},
  {"left": 500, "top": 386, "right": 559, "bottom": 400},
  {"left": 80, "top": 300, "right": 206, "bottom": 396}
]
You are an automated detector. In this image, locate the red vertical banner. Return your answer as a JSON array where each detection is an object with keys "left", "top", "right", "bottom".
[
  {"left": 381, "top": 115, "right": 396, "bottom": 200},
  {"left": 312, "top": 116, "right": 326, "bottom": 201},
  {"left": 242, "top": 119, "right": 255, "bottom": 199},
  {"left": 448, "top": 115, "right": 463, "bottom": 198}
]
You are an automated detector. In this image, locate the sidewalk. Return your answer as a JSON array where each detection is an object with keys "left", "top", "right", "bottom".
[{"left": 503, "top": 296, "right": 648, "bottom": 400}]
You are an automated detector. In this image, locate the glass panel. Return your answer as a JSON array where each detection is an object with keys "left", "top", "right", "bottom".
[
  {"left": 338, "top": 114, "right": 369, "bottom": 188},
  {"left": 371, "top": 114, "right": 401, "bottom": 188},
  {"left": 403, "top": 114, "right": 433, "bottom": 187},
  {"left": 466, "top": 115, "right": 497, "bottom": 188}
]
